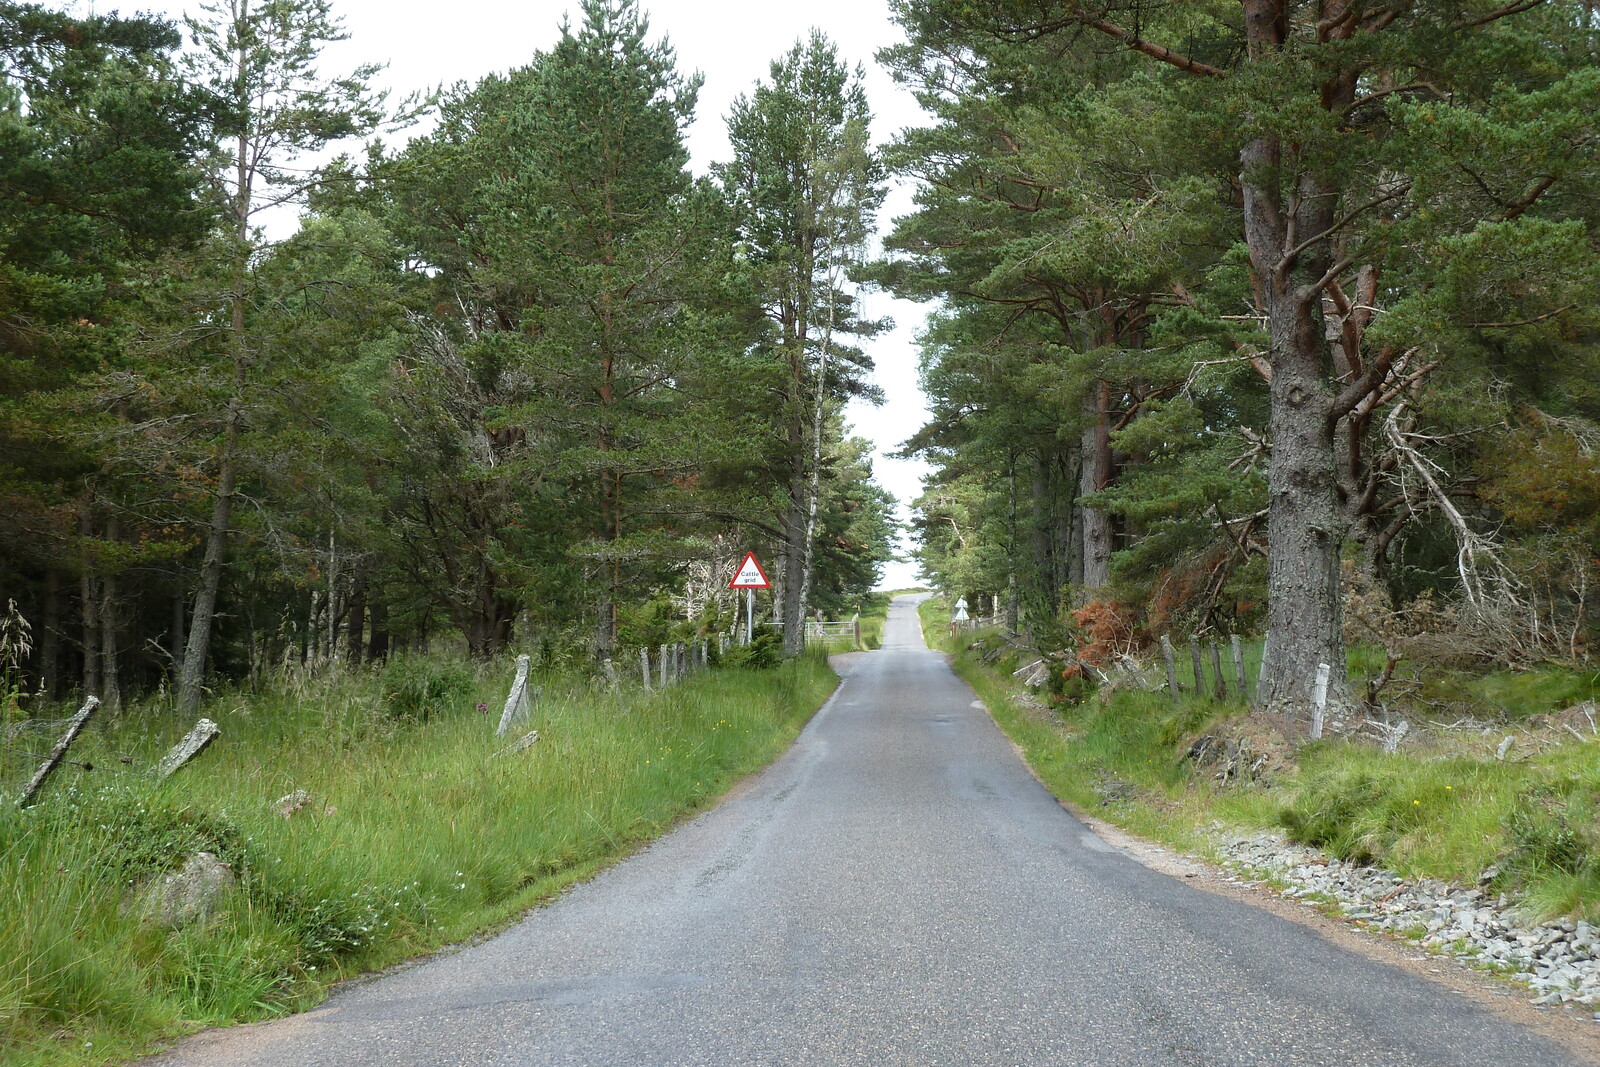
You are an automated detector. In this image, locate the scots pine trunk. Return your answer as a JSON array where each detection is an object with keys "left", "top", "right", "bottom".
[
  {"left": 40, "top": 569, "right": 61, "bottom": 699},
  {"left": 79, "top": 566, "right": 99, "bottom": 699},
  {"left": 1078, "top": 387, "right": 1114, "bottom": 593},
  {"left": 367, "top": 594, "right": 390, "bottom": 662},
  {"left": 781, "top": 423, "right": 809, "bottom": 654},
  {"left": 345, "top": 572, "right": 366, "bottom": 664},
  {"left": 177, "top": 225, "right": 246, "bottom": 718},
  {"left": 99, "top": 513, "right": 121, "bottom": 712},
  {"left": 177, "top": 419, "right": 234, "bottom": 715},
  {"left": 1257, "top": 268, "right": 1347, "bottom": 714},
  {"left": 1239, "top": 0, "right": 1353, "bottom": 718},
  {"left": 175, "top": 0, "right": 385, "bottom": 712}
]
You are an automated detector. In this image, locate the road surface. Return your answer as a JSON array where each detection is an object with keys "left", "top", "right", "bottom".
[{"left": 149, "top": 595, "right": 1590, "bottom": 1066}]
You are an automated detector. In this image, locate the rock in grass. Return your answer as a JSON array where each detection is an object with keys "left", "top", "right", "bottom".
[
  {"left": 275, "top": 789, "right": 314, "bottom": 818},
  {"left": 137, "top": 851, "right": 234, "bottom": 928}
]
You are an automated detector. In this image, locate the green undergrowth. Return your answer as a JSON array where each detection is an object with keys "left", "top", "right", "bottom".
[
  {"left": 916, "top": 595, "right": 1600, "bottom": 923},
  {"left": 1, "top": 652, "right": 836, "bottom": 1066}
]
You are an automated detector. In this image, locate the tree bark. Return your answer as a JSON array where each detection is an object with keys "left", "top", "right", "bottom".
[
  {"left": 39, "top": 568, "right": 61, "bottom": 699},
  {"left": 78, "top": 503, "right": 100, "bottom": 699},
  {"left": 345, "top": 572, "right": 367, "bottom": 665},
  {"left": 1057, "top": 450, "right": 1080, "bottom": 595},
  {"left": 1079, "top": 392, "right": 1113, "bottom": 595},
  {"left": 367, "top": 593, "right": 390, "bottom": 662},
  {"left": 178, "top": 115, "right": 252, "bottom": 717},
  {"left": 1239, "top": 0, "right": 1354, "bottom": 719},
  {"left": 100, "top": 512, "right": 121, "bottom": 713},
  {"left": 170, "top": 584, "right": 186, "bottom": 680},
  {"left": 177, "top": 408, "right": 237, "bottom": 717},
  {"left": 781, "top": 420, "right": 809, "bottom": 655}
]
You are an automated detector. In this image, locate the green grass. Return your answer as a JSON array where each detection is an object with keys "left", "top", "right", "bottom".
[
  {"left": 917, "top": 595, "right": 1600, "bottom": 921},
  {"left": 1, "top": 652, "right": 836, "bottom": 1066}
]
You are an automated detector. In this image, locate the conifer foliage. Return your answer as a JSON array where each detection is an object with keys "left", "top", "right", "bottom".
[
  {"left": 884, "top": 1, "right": 1600, "bottom": 715},
  {"left": 0, "top": 1, "right": 895, "bottom": 707}
]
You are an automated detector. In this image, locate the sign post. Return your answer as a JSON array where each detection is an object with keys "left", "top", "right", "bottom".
[{"left": 728, "top": 552, "right": 770, "bottom": 645}]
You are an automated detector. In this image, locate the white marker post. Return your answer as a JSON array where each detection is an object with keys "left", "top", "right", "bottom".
[
  {"left": 1310, "top": 662, "right": 1332, "bottom": 740},
  {"left": 728, "top": 552, "right": 770, "bottom": 647}
]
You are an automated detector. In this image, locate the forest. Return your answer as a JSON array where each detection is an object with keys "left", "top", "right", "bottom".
[
  {"left": 0, "top": 0, "right": 897, "bottom": 717},
  {"left": 884, "top": 0, "right": 1600, "bottom": 717},
  {"left": 6, "top": 0, "right": 1600, "bottom": 720},
  {"left": 5, "top": 0, "right": 1600, "bottom": 1058}
]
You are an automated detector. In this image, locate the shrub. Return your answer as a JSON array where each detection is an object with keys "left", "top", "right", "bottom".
[
  {"left": 1507, "top": 789, "right": 1592, "bottom": 876},
  {"left": 380, "top": 656, "right": 474, "bottom": 722},
  {"left": 721, "top": 625, "right": 782, "bottom": 670}
]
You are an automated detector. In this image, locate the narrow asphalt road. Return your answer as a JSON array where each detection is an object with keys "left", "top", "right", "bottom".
[{"left": 149, "top": 596, "right": 1587, "bottom": 1066}]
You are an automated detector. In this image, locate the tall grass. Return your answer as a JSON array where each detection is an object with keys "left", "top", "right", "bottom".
[{"left": 1, "top": 652, "right": 836, "bottom": 1066}]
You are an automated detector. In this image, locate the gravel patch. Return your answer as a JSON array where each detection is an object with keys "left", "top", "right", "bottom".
[{"left": 1216, "top": 832, "right": 1600, "bottom": 1019}]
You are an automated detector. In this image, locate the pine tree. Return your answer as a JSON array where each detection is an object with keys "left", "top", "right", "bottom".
[
  {"left": 719, "top": 31, "right": 886, "bottom": 654},
  {"left": 886, "top": 0, "right": 1600, "bottom": 718},
  {"left": 171, "top": 0, "right": 388, "bottom": 713},
  {"left": 0, "top": 2, "right": 210, "bottom": 701}
]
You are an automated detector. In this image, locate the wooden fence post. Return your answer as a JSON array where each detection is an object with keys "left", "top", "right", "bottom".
[
  {"left": 640, "top": 647, "right": 651, "bottom": 690},
  {"left": 1189, "top": 636, "right": 1204, "bottom": 696},
  {"left": 16, "top": 695, "right": 99, "bottom": 807},
  {"left": 658, "top": 645, "right": 669, "bottom": 688},
  {"left": 1159, "top": 636, "right": 1180, "bottom": 705},
  {"left": 497, "top": 655, "right": 532, "bottom": 737},
  {"left": 1210, "top": 639, "right": 1226, "bottom": 700}
]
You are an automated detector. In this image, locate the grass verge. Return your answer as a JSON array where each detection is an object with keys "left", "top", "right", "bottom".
[
  {"left": 1, "top": 652, "right": 836, "bottom": 1066},
  {"left": 915, "top": 596, "right": 1600, "bottom": 922}
]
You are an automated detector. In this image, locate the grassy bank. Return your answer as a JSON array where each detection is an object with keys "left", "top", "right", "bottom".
[
  {"left": 1, "top": 652, "right": 836, "bottom": 1066},
  {"left": 917, "top": 596, "right": 1600, "bottom": 922}
]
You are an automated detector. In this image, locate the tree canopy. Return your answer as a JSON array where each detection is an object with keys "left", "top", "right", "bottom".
[{"left": 0, "top": 1, "right": 895, "bottom": 706}]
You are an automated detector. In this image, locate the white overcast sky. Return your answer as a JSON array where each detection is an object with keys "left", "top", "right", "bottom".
[{"left": 83, "top": 0, "right": 936, "bottom": 588}]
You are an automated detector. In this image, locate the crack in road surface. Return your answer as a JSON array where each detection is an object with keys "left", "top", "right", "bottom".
[{"left": 147, "top": 596, "right": 1593, "bottom": 1066}]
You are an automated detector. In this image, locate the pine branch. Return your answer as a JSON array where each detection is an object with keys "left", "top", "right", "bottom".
[{"left": 1457, "top": 1, "right": 1548, "bottom": 30}]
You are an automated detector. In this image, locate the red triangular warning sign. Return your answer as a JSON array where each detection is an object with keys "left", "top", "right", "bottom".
[{"left": 728, "top": 552, "right": 770, "bottom": 589}]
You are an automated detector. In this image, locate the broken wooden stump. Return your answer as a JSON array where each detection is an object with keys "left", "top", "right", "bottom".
[
  {"left": 497, "top": 655, "right": 532, "bottom": 737},
  {"left": 156, "top": 718, "right": 221, "bottom": 780},
  {"left": 492, "top": 730, "right": 540, "bottom": 759},
  {"left": 16, "top": 695, "right": 99, "bottom": 807}
]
